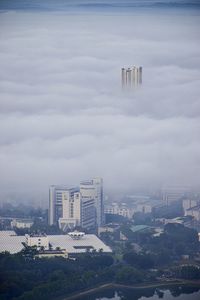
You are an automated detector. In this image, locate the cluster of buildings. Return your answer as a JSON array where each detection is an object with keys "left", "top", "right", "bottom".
[
  {"left": 161, "top": 186, "right": 191, "bottom": 206},
  {"left": 183, "top": 198, "right": 200, "bottom": 222},
  {"left": 104, "top": 199, "right": 162, "bottom": 219},
  {"left": 104, "top": 202, "right": 132, "bottom": 218},
  {"left": 121, "top": 66, "right": 142, "bottom": 88},
  {"left": 1, "top": 179, "right": 200, "bottom": 258},
  {"left": 11, "top": 219, "right": 33, "bottom": 229},
  {"left": 49, "top": 177, "right": 104, "bottom": 231}
]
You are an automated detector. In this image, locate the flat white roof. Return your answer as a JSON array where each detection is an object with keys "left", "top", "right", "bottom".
[
  {"left": 0, "top": 231, "right": 112, "bottom": 254},
  {"left": 0, "top": 231, "right": 26, "bottom": 254}
]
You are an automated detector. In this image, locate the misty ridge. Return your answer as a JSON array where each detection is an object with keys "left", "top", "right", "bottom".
[{"left": 0, "top": 0, "right": 200, "bottom": 204}]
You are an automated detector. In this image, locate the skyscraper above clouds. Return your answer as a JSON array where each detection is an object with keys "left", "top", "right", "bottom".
[{"left": 121, "top": 66, "right": 142, "bottom": 88}]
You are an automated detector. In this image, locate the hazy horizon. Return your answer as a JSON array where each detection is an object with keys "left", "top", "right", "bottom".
[{"left": 0, "top": 0, "right": 200, "bottom": 205}]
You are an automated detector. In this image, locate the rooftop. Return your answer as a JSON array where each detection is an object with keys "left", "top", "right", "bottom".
[
  {"left": 130, "top": 225, "right": 151, "bottom": 233},
  {"left": 0, "top": 231, "right": 112, "bottom": 254}
]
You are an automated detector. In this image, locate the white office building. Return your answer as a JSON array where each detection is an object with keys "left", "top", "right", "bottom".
[
  {"left": 49, "top": 178, "right": 103, "bottom": 230},
  {"left": 80, "top": 177, "right": 104, "bottom": 227},
  {"left": 104, "top": 202, "right": 133, "bottom": 219},
  {"left": 58, "top": 190, "right": 81, "bottom": 231},
  {"left": 58, "top": 190, "right": 96, "bottom": 231},
  {"left": 49, "top": 185, "right": 78, "bottom": 226}
]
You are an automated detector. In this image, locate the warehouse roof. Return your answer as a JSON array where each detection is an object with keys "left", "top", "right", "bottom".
[{"left": 0, "top": 231, "right": 112, "bottom": 254}]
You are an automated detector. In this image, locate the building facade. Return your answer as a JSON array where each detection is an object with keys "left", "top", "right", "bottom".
[
  {"left": 182, "top": 198, "right": 200, "bottom": 222},
  {"left": 25, "top": 234, "right": 49, "bottom": 250},
  {"left": 49, "top": 185, "right": 77, "bottom": 226},
  {"left": 104, "top": 202, "right": 133, "bottom": 219},
  {"left": 80, "top": 177, "right": 104, "bottom": 227},
  {"left": 58, "top": 189, "right": 81, "bottom": 231},
  {"left": 11, "top": 219, "right": 33, "bottom": 229},
  {"left": 161, "top": 186, "right": 190, "bottom": 205},
  {"left": 49, "top": 178, "right": 103, "bottom": 230}
]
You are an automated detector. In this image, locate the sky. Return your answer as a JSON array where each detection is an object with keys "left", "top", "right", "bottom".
[{"left": 0, "top": 0, "right": 200, "bottom": 205}]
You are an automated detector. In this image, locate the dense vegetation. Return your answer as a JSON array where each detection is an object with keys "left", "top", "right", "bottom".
[
  {"left": 119, "top": 223, "right": 199, "bottom": 264},
  {"left": 1, "top": 207, "right": 200, "bottom": 300},
  {"left": 173, "top": 265, "right": 200, "bottom": 280},
  {"left": 0, "top": 252, "right": 113, "bottom": 300},
  {"left": 0, "top": 250, "right": 150, "bottom": 300},
  {"left": 1, "top": 247, "right": 200, "bottom": 300}
]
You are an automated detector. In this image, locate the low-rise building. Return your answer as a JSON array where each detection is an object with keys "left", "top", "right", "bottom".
[
  {"left": 185, "top": 206, "right": 200, "bottom": 222},
  {"left": 98, "top": 225, "right": 119, "bottom": 236},
  {"left": 161, "top": 186, "right": 190, "bottom": 205},
  {"left": 11, "top": 219, "right": 33, "bottom": 229},
  {"left": 182, "top": 199, "right": 199, "bottom": 212},
  {"left": 35, "top": 249, "right": 68, "bottom": 259},
  {"left": 155, "top": 217, "right": 185, "bottom": 225},
  {"left": 130, "top": 225, "right": 152, "bottom": 234},
  {"left": 135, "top": 202, "right": 152, "bottom": 214},
  {"left": 133, "top": 200, "right": 163, "bottom": 215},
  {"left": 0, "top": 231, "right": 112, "bottom": 255},
  {"left": 104, "top": 203, "right": 133, "bottom": 219},
  {"left": 25, "top": 234, "right": 49, "bottom": 250}
]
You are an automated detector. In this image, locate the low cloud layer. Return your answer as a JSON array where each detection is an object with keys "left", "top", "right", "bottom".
[{"left": 0, "top": 5, "right": 200, "bottom": 204}]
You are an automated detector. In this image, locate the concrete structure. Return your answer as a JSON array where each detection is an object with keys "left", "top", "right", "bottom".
[
  {"left": 25, "top": 234, "right": 49, "bottom": 250},
  {"left": 130, "top": 225, "right": 152, "bottom": 233},
  {"left": 81, "top": 196, "right": 96, "bottom": 229},
  {"left": 98, "top": 225, "right": 119, "bottom": 236},
  {"left": 183, "top": 199, "right": 199, "bottom": 214},
  {"left": 49, "top": 178, "right": 103, "bottom": 229},
  {"left": 80, "top": 177, "right": 104, "bottom": 227},
  {"left": 185, "top": 206, "right": 200, "bottom": 222},
  {"left": 161, "top": 186, "right": 190, "bottom": 205},
  {"left": 36, "top": 249, "right": 68, "bottom": 259},
  {"left": 104, "top": 200, "right": 162, "bottom": 218},
  {"left": 58, "top": 188, "right": 96, "bottom": 231},
  {"left": 59, "top": 190, "right": 81, "bottom": 231},
  {"left": 68, "top": 231, "right": 85, "bottom": 239},
  {"left": 11, "top": 219, "right": 33, "bottom": 229},
  {"left": 0, "top": 231, "right": 112, "bottom": 255},
  {"left": 121, "top": 66, "right": 142, "bottom": 88},
  {"left": 49, "top": 185, "right": 78, "bottom": 226},
  {"left": 135, "top": 202, "right": 152, "bottom": 214},
  {"left": 182, "top": 198, "right": 200, "bottom": 222},
  {"left": 104, "top": 202, "right": 133, "bottom": 219}
]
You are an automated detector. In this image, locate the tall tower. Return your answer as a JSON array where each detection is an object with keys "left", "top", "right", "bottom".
[
  {"left": 80, "top": 177, "right": 104, "bottom": 227},
  {"left": 48, "top": 185, "right": 78, "bottom": 225},
  {"left": 58, "top": 188, "right": 96, "bottom": 231},
  {"left": 49, "top": 178, "right": 104, "bottom": 229},
  {"left": 58, "top": 189, "right": 81, "bottom": 231},
  {"left": 121, "top": 68, "right": 126, "bottom": 88},
  {"left": 138, "top": 66, "right": 142, "bottom": 85},
  {"left": 121, "top": 66, "right": 142, "bottom": 89}
]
